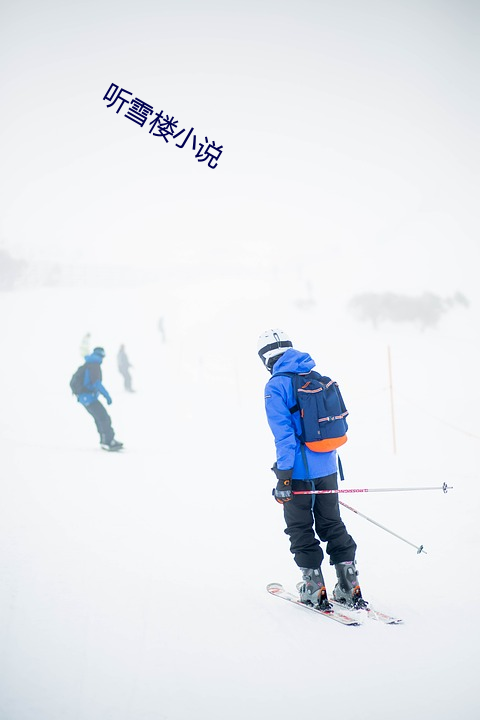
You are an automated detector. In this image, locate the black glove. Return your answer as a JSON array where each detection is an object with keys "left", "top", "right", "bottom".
[{"left": 271, "top": 464, "right": 293, "bottom": 504}]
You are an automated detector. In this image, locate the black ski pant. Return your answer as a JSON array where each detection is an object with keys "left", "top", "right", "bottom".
[
  {"left": 283, "top": 473, "right": 356, "bottom": 570},
  {"left": 83, "top": 400, "right": 114, "bottom": 444}
]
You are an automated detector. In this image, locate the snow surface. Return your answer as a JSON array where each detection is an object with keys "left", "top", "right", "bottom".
[{"left": 1, "top": 277, "right": 478, "bottom": 720}]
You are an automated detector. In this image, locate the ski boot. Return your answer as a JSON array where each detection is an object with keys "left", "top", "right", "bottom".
[
  {"left": 333, "top": 561, "right": 368, "bottom": 609},
  {"left": 101, "top": 439, "right": 124, "bottom": 452},
  {"left": 297, "top": 568, "right": 332, "bottom": 611}
]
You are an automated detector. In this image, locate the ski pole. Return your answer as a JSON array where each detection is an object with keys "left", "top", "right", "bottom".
[
  {"left": 292, "top": 482, "right": 452, "bottom": 496},
  {"left": 338, "top": 499, "right": 427, "bottom": 554}
]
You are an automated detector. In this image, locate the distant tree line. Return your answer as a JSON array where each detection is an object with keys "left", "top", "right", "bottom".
[{"left": 348, "top": 291, "right": 469, "bottom": 329}]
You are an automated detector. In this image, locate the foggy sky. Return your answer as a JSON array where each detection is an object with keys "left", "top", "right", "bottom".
[{"left": 0, "top": 1, "right": 478, "bottom": 295}]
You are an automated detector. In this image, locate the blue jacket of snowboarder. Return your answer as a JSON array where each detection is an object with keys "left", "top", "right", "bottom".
[{"left": 76, "top": 351, "right": 112, "bottom": 407}]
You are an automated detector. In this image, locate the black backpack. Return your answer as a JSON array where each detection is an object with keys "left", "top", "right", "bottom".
[{"left": 70, "top": 364, "right": 87, "bottom": 395}]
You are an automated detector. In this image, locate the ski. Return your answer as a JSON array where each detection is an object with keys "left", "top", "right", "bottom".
[
  {"left": 267, "top": 583, "right": 361, "bottom": 626},
  {"left": 328, "top": 598, "right": 403, "bottom": 625}
]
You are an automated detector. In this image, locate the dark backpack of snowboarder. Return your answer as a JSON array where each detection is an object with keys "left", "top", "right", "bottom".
[{"left": 70, "top": 364, "right": 87, "bottom": 395}]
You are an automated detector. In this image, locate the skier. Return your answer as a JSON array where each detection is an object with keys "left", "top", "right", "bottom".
[
  {"left": 158, "top": 316, "right": 166, "bottom": 343},
  {"left": 75, "top": 346, "right": 123, "bottom": 451},
  {"left": 258, "top": 329, "right": 366, "bottom": 610},
  {"left": 117, "top": 344, "right": 134, "bottom": 392}
]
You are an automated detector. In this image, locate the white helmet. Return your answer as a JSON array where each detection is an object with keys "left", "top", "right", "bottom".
[{"left": 257, "top": 328, "right": 293, "bottom": 370}]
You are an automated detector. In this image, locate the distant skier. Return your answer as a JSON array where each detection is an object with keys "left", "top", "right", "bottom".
[
  {"left": 117, "top": 344, "right": 134, "bottom": 392},
  {"left": 80, "top": 332, "right": 91, "bottom": 358},
  {"left": 71, "top": 346, "right": 123, "bottom": 451},
  {"left": 158, "top": 316, "right": 166, "bottom": 343},
  {"left": 258, "top": 328, "right": 366, "bottom": 610}
]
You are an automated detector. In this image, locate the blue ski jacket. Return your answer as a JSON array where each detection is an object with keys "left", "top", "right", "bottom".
[
  {"left": 264, "top": 348, "right": 337, "bottom": 480},
  {"left": 77, "top": 351, "right": 112, "bottom": 407}
]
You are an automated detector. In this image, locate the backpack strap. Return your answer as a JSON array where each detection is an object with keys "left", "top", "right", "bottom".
[
  {"left": 273, "top": 371, "right": 312, "bottom": 415},
  {"left": 299, "top": 443, "right": 310, "bottom": 480}
]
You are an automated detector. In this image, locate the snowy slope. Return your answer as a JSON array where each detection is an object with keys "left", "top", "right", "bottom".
[{"left": 0, "top": 277, "right": 479, "bottom": 720}]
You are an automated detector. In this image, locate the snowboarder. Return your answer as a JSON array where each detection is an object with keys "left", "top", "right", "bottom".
[
  {"left": 258, "top": 328, "right": 366, "bottom": 610},
  {"left": 117, "top": 344, "right": 134, "bottom": 392},
  {"left": 74, "top": 346, "right": 123, "bottom": 451}
]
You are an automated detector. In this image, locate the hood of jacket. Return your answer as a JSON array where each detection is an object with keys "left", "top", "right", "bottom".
[
  {"left": 84, "top": 351, "right": 103, "bottom": 364},
  {"left": 271, "top": 348, "right": 315, "bottom": 375}
]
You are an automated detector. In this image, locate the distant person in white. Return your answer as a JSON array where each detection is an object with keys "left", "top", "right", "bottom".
[
  {"left": 80, "top": 332, "right": 91, "bottom": 358},
  {"left": 117, "top": 344, "right": 134, "bottom": 392}
]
